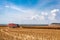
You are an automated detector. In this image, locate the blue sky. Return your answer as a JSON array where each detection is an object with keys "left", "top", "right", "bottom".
[{"left": 0, "top": 0, "right": 60, "bottom": 24}]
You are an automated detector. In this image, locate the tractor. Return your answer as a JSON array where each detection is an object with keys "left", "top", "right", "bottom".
[{"left": 8, "top": 23, "right": 19, "bottom": 28}]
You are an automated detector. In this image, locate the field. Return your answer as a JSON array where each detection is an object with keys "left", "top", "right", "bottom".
[{"left": 0, "top": 26, "right": 60, "bottom": 40}]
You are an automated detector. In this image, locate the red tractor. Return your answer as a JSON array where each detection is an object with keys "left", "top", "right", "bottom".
[{"left": 8, "top": 23, "right": 19, "bottom": 28}]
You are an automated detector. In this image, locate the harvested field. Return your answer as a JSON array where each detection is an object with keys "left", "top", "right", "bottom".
[{"left": 0, "top": 27, "right": 60, "bottom": 40}]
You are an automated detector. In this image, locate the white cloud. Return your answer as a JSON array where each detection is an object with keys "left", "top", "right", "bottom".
[
  {"left": 3, "top": 5, "right": 60, "bottom": 24},
  {"left": 41, "top": 12, "right": 48, "bottom": 16},
  {"left": 5, "top": 5, "right": 26, "bottom": 13},
  {"left": 29, "top": 14, "right": 45, "bottom": 20},
  {"left": 51, "top": 9, "right": 59, "bottom": 13},
  {"left": 5, "top": 5, "right": 46, "bottom": 21},
  {"left": 48, "top": 9, "right": 59, "bottom": 21},
  {"left": 52, "top": 13, "right": 56, "bottom": 16},
  {"left": 39, "top": 16, "right": 45, "bottom": 20}
]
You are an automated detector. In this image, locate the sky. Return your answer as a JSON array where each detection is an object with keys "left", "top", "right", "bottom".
[{"left": 0, "top": 0, "right": 60, "bottom": 24}]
